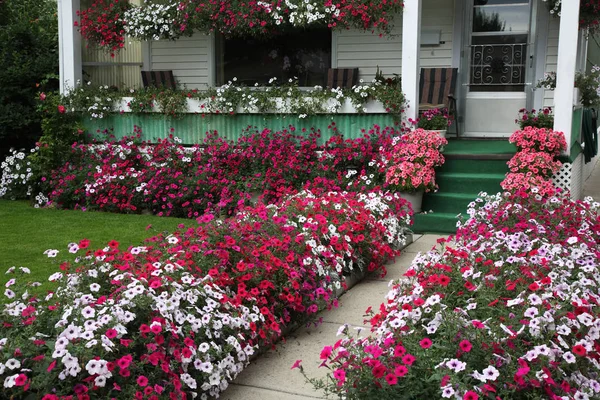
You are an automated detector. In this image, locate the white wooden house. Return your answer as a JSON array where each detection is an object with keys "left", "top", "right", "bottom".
[{"left": 57, "top": 0, "right": 598, "bottom": 222}]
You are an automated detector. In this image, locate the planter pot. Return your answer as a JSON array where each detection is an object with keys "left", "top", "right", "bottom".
[
  {"left": 399, "top": 190, "right": 424, "bottom": 213},
  {"left": 423, "top": 129, "right": 447, "bottom": 138}
]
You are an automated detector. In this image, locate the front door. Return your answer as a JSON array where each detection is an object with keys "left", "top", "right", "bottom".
[{"left": 461, "top": 0, "right": 536, "bottom": 137}]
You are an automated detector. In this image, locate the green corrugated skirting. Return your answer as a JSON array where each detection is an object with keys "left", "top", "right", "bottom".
[{"left": 83, "top": 113, "right": 398, "bottom": 144}]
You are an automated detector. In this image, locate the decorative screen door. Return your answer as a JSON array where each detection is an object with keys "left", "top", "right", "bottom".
[
  {"left": 469, "top": 0, "right": 532, "bottom": 92},
  {"left": 461, "top": 0, "right": 536, "bottom": 137}
]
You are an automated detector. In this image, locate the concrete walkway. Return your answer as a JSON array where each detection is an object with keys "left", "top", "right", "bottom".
[{"left": 222, "top": 234, "right": 448, "bottom": 400}]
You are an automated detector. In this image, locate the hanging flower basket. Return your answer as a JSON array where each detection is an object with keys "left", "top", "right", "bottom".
[
  {"left": 77, "top": 0, "right": 404, "bottom": 52},
  {"left": 545, "top": 0, "right": 600, "bottom": 34}
]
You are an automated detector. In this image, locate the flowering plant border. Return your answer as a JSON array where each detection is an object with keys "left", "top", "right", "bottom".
[
  {"left": 0, "top": 189, "right": 412, "bottom": 398},
  {"left": 302, "top": 190, "right": 600, "bottom": 399},
  {"left": 55, "top": 78, "right": 407, "bottom": 120}
]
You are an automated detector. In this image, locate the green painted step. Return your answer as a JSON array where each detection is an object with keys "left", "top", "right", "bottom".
[
  {"left": 422, "top": 192, "right": 477, "bottom": 214},
  {"left": 438, "top": 157, "right": 511, "bottom": 174},
  {"left": 443, "top": 139, "right": 517, "bottom": 155},
  {"left": 412, "top": 212, "right": 460, "bottom": 234},
  {"left": 435, "top": 172, "right": 506, "bottom": 195}
]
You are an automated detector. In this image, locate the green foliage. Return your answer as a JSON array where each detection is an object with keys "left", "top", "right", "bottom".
[
  {"left": 515, "top": 107, "right": 554, "bottom": 129},
  {"left": 60, "top": 78, "right": 407, "bottom": 120},
  {"left": 33, "top": 92, "right": 85, "bottom": 180},
  {"left": 536, "top": 69, "right": 600, "bottom": 107},
  {"left": 0, "top": 0, "right": 59, "bottom": 157}
]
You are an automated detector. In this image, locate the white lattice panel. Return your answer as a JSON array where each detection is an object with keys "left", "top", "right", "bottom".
[
  {"left": 571, "top": 153, "right": 584, "bottom": 200},
  {"left": 553, "top": 162, "right": 572, "bottom": 192},
  {"left": 552, "top": 154, "right": 585, "bottom": 200}
]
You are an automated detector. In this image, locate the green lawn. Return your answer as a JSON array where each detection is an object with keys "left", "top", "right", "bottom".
[{"left": 0, "top": 200, "right": 190, "bottom": 293}]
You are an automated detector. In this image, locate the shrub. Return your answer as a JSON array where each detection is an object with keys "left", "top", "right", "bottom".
[
  {"left": 0, "top": 0, "right": 59, "bottom": 159},
  {"left": 305, "top": 191, "right": 600, "bottom": 400}
]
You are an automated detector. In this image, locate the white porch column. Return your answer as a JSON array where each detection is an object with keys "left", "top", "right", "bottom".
[
  {"left": 401, "top": 0, "right": 422, "bottom": 123},
  {"left": 553, "top": 0, "right": 580, "bottom": 154},
  {"left": 58, "top": 0, "right": 82, "bottom": 94}
]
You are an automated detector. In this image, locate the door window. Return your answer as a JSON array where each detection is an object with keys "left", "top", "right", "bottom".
[{"left": 469, "top": 0, "right": 530, "bottom": 92}]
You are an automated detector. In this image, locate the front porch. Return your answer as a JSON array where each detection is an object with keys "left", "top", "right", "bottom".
[{"left": 58, "top": 0, "right": 597, "bottom": 220}]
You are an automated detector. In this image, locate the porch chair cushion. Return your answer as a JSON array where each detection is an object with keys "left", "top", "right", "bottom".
[
  {"left": 141, "top": 70, "right": 177, "bottom": 89},
  {"left": 419, "top": 68, "right": 458, "bottom": 109},
  {"left": 327, "top": 68, "right": 359, "bottom": 89}
]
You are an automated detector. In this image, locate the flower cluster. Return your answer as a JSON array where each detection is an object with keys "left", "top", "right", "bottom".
[
  {"left": 0, "top": 189, "right": 411, "bottom": 398},
  {"left": 544, "top": 0, "right": 600, "bottom": 34},
  {"left": 123, "top": 1, "right": 181, "bottom": 41},
  {"left": 536, "top": 67, "right": 600, "bottom": 107},
  {"left": 501, "top": 126, "right": 566, "bottom": 197},
  {"left": 76, "top": 0, "right": 131, "bottom": 56},
  {"left": 305, "top": 190, "right": 600, "bottom": 399},
  {"left": 40, "top": 124, "right": 399, "bottom": 217},
  {"left": 385, "top": 129, "right": 447, "bottom": 193},
  {"left": 59, "top": 76, "right": 407, "bottom": 120},
  {"left": 0, "top": 148, "right": 37, "bottom": 201},
  {"left": 416, "top": 108, "right": 452, "bottom": 131},
  {"left": 515, "top": 107, "right": 554, "bottom": 129},
  {"left": 78, "top": 0, "right": 404, "bottom": 50}
]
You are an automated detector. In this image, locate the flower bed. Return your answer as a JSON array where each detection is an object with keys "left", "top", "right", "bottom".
[
  {"left": 0, "top": 189, "right": 412, "bottom": 398},
  {"left": 7, "top": 124, "right": 400, "bottom": 216},
  {"left": 304, "top": 190, "right": 600, "bottom": 399}
]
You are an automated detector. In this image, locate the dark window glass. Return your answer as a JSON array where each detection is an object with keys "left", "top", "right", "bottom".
[
  {"left": 473, "top": 5, "right": 529, "bottom": 33},
  {"left": 216, "top": 29, "right": 331, "bottom": 86},
  {"left": 469, "top": 34, "right": 528, "bottom": 92}
]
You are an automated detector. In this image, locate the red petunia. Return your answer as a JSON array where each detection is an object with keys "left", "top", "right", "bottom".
[
  {"left": 459, "top": 340, "right": 472, "bottom": 352},
  {"left": 573, "top": 344, "right": 587, "bottom": 356},
  {"left": 419, "top": 337, "right": 432, "bottom": 349},
  {"left": 385, "top": 373, "right": 398, "bottom": 385},
  {"left": 463, "top": 391, "right": 479, "bottom": 400},
  {"left": 137, "top": 375, "right": 148, "bottom": 387}
]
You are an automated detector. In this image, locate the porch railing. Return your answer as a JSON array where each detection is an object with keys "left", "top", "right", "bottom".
[{"left": 468, "top": 43, "right": 527, "bottom": 87}]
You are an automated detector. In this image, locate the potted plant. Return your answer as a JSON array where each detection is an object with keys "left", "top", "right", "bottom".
[
  {"left": 416, "top": 108, "right": 452, "bottom": 138},
  {"left": 384, "top": 128, "right": 447, "bottom": 213},
  {"left": 515, "top": 107, "right": 554, "bottom": 129},
  {"left": 536, "top": 69, "right": 600, "bottom": 107}
]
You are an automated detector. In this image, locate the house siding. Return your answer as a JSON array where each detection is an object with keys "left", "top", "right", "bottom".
[
  {"left": 332, "top": 0, "right": 455, "bottom": 83},
  {"left": 150, "top": 34, "right": 212, "bottom": 89},
  {"left": 543, "top": 16, "right": 560, "bottom": 108}
]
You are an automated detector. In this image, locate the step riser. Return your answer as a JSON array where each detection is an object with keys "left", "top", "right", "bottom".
[
  {"left": 422, "top": 196, "right": 473, "bottom": 214},
  {"left": 438, "top": 159, "right": 509, "bottom": 174},
  {"left": 412, "top": 214, "right": 458, "bottom": 234},
  {"left": 436, "top": 178, "right": 504, "bottom": 195}
]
